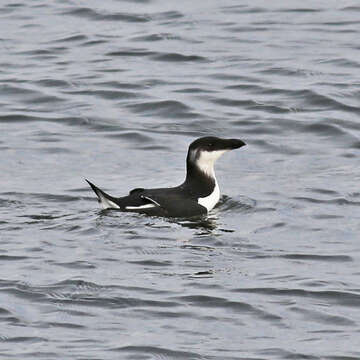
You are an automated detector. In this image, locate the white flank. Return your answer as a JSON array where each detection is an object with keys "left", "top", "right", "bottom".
[
  {"left": 125, "top": 204, "right": 156, "bottom": 210},
  {"left": 198, "top": 180, "right": 220, "bottom": 212},
  {"left": 98, "top": 193, "right": 120, "bottom": 210}
]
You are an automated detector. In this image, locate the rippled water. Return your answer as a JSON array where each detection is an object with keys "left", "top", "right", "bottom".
[{"left": 1, "top": 1, "right": 360, "bottom": 359}]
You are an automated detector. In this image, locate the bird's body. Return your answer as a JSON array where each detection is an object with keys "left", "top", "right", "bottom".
[{"left": 86, "top": 136, "right": 246, "bottom": 218}]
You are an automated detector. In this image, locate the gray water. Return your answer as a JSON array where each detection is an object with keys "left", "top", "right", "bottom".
[{"left": 1, "top": 1, "right": 360, "bottom": 359}]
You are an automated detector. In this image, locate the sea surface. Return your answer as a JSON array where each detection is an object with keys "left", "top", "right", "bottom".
[{"left": 1, "top": 1, "right": 360, "bottom": 359}]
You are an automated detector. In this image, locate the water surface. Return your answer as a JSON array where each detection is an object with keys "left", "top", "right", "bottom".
[{"left": 1, "top": 1, "right": 360, "bottom": 359}]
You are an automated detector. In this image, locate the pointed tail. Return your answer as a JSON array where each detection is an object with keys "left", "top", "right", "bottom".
[{"left": 85, "top": 179, "right": 120, "bottom": 210}]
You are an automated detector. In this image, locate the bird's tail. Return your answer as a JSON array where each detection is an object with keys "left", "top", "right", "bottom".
[{"left": 85, "top": 179, "right": 120, "bottom": 210}]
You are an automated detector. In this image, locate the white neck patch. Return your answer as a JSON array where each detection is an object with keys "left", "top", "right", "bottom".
[
  {"left": 191, "top": 149, "right": 227, "bottom": 212},
  {"left": 193, "top": 149, "right": 227, "bottom": 178}
]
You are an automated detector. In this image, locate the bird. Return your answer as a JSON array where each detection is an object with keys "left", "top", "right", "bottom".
[{"left": 86, "top": 136, "right": 246, "bottom": 218}]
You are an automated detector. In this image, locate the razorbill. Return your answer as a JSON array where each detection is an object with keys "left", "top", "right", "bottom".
[{"left": 86, "top": 136, "right": 246, "bottom": 218}]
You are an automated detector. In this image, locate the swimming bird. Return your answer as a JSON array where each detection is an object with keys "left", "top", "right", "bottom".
[{"left": 86, "top": 136, "right": 246, "bottom": 218}]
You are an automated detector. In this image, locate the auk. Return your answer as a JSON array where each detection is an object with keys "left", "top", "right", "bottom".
[{"left": 86, "top": 136, "right": 246, "bottom": 218}]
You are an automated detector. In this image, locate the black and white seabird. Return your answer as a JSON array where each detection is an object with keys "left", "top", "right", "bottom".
[{"left": 86, "top": 136, "right": 246, "bottom": 218}]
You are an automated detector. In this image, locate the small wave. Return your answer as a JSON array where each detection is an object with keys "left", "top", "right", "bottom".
[
  {"left": 173, "top": 87, "right": 216, "bottom": 94},
  {"left": 150, "top": 10, "right": 184, "bottom": 21},
  {"left": 128, "top": 100, "right": 189, "bottom": 112},
  {"left": 221, "top": 5, "right": 267, "bottom": 14},
  {"left": 302, "top": 122, "right": 347, "bottom": 136},
  {"left": 152, "top": 52, "right": 208, "bottom": 63},
  {"left": 0, "top": 114, "right": 89, "bottom": 127},
  {"left": 127, "top": 259, "right": 172, "bottom": 267},
  {"left": 316, "top": 57, "right": 360, "bottom": 68},
  {"left": 291, "top": 306, "right": 356, "bottom": 326},
  {"left": 63, "top": 89, "right": 139, "bottom": 100},
  {"left": 111, "top": 345, "right": 202, "bottom": 359},
  {"left": 1, "top": 84, "right": 63, "bottom": 106},
  {"left": 313, "top": 214, "right": 344, "bottom": 220},
  {"left": 278, "top": 7, "right": 323, "bottom": 13},
  {"left": 49, "top": 279, "right": 110, "bottom": 292},
  {"left": 132, "top": 33, "right": 181, "bottom": 42},
  {"left": 211, "top": 97, "right": 293, "bottom": 114},
  {"left": 307, "top": 188, "right": 339, "bottom": 196},
  {"left": 80, "top": 39, "right": 108, "bottom": 47},
  {"left": 217, "top": 195, "right": 256, "bottom": 213},
  {"left": 0, "top": 255, "right": 28, "bottom": 261},
  {"left": 318, "top": 20, "right": 360, "bottom": 27},
  {"left": 252, "top": 139, "right": 303, "bottom": 155},
  {"left": 3, "top": 192, "right": 81, "bottom": 203},
  {"left": 1, "top": 84, "right": 38, "bottom": 96},
  {"left": 259, "top": 348, "right": 321, "bottom": 359},
  {"left": 225, "top": 83, "right": 270, "bottom": 92},
  {"left": 174, "top": 217, "right": 218, "bottom": 232},
  {"left": 53, "top": 261, "right": 96, "bottom": 269},
  {"left": 293, "top": 196, "right": 360, "bottom": 206},
  {"left": 53, "top": 34, "right": 88, "bottom": 43},
  {"left": 280, "top": 254, "right": 352, "bottom": 262},
  {"left": 105, "top": 131, "right": 152, "bottom": 142},
  {"left": 307, "top": 92, "right": 360, "bottom": 114},
  {"left": 16, "top": 48, "right": 67, "bottom": 56},
  {"left": 46, "top": 322, "right": 86, "bottom": 330},
  {"left": 93, "top": 80, "right": 145, "bottom": 90},
  {"left": 1, "top": 336, "right": 47, "bottom": 343},
  {"left": 106, "top": 48, "right": 155, "bottom": 57},
  {"left": 342, "top": 6, "right": 360, "bottom": 11},
  {"left": 62, "top": 7, "right": 150, "bottom": 23},
  {"left": 226, "top": 25, "right": 271, "bottom": 33},
  {"left": 0, "top": 198, "right": 22, "bottom": 207},
  {"left": 233, "top": 288, "right": 360, "bottom": 307},
  {"left": 125, "top": 100, "right": 200, "bottom": 119},
  {"left": 173, "top": 294, "right": 283, "bottom": 323},
  {"left": 34, "top": 79, "right": 70, "bottom": 88},
  {"left": 209, "top": 72, "right": 264, "bottom": 83}
]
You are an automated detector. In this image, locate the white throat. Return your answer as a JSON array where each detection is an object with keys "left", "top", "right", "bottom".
[
  {"left": 191, "top": 149, "right": 227, "bottom": 179},
  {"left": 190, "top": 149, "right": 227, "bottom": 212}
]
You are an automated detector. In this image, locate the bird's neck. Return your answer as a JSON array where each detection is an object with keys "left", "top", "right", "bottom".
[{"left": 182, "top": 157, "right": 217, "bottom": 197}]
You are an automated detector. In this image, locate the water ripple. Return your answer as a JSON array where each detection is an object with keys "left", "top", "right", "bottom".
[
  {"left": 1, "top": 1, "right": 360, "bottom": 358},
  {"left": 233, "top": 288, "right": 360, "bottom": 308},
  {"left": 62, "top": 7, "right": 150, "bottom": 23},
  {"left": 111, "top": 346, "right": 203, "bottom": 359}
]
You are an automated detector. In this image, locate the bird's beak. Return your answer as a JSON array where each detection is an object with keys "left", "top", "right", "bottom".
[{"left": 226, "top": 138, "right": 246, "bottom": 150}]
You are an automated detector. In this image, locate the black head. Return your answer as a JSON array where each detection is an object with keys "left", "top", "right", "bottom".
[
  {"left": 183, "top": 136, "right": 246, "bottom": 194},
  {"left": 186, "top": 136, "right": 246, "bottom": 173},
  {"left": 188, "top": 136, "right": 246, "bottom": 153}
]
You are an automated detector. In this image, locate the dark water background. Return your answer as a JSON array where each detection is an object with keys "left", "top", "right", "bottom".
[{"left": 1, "top": 1, "right": 360, "bottom": 359}]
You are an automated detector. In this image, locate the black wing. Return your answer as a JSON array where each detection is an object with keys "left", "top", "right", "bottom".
[
  {"left": 129, "top": 188, "right": 145, "bottom": 195},
  {"left": 137, "top": 192, "right": 207, "bottom": 218}
]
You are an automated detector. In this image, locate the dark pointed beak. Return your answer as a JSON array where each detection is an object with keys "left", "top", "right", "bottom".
[{"left": 226, "top": 138, "right": 246, "bottom": 150}]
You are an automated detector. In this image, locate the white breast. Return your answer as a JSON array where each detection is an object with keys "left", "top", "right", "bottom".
[{"left": 198, "top": 180, "right": 220, "bottom": 212}]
